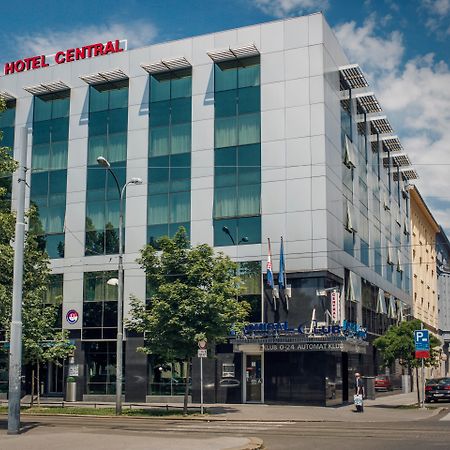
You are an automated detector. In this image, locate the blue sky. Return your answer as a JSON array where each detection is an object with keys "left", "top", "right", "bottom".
[{"left": 1, "top": 0, "right": 450, "bottom": 232}]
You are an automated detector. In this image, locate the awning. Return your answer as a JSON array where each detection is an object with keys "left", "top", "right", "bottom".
[
  {"left": 0, "top": 90, "right": 16, "bottom": 101},
  {"left": 383, "top": 153, "right": 411, "bottom": 167},
  {"left": 369, "top": 116, "right": 394, "bottom": 134},
  {"left": 343, "top": 135, "right": 356, "bottom": 168},
  {"left": 355, "top": 92, "right": 382, "bottom": 113},
  {"left": 141, "top": 56, "right": 192, "bottom": 74},
  {"left": 382, "top": 136, "right": 403, "bottom": 152},
  {"left": 339, "top": 64, "right": 369, "bottom": 90},
  {"left": 79, "top": 68, "right": 128, "bottom": 85},
  {"left": 376, "top": 288, "right": 387, "bottom": 314},
  {"left": 23, "top": 81, "right": 70, "bottom": 95},
  {"left": 207, "top": 43, "right": 259, "bottom": 62}
]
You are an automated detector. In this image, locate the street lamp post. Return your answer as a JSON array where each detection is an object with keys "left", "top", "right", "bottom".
[{"left": 97, "top": 156, "right": 142, "bottom": 415}]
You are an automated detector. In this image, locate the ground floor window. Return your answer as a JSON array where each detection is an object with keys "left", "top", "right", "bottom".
[
  {"left": 84, "top": 342, "right": 124, "bottom": 395},
  {"left": 148, "top": 357, "right": 190, "bottom": 396}
]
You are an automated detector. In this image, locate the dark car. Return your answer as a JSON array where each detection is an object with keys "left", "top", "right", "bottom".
[
  {"left": 425, "top": 377, "right": 450, "bottom": 402},
  {"left": 374, "top": 375, "right": 393, "bottom": 391}
]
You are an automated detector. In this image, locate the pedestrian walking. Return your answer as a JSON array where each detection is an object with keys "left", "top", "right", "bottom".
[{"left": 354, "top": 372, "right": 364, "bottom": 412}]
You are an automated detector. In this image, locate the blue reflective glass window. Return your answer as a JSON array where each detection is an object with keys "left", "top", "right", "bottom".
[
  {"left": 237, "top": 216, "right": 261, "bottom": 245},
  {"left": 109, "top": 87, "right": 128, "bottom": 110},
  {"left": 215, "top": 116, "right": 237, "bottom": 148},
  {"left": 31, "top": 172, "right": 48, "bottom": 197},
  {"left": 171, "top": 75, "right": 191, "bottom": 98},
  {"left": 34, "top": 97, "right": 52, "bottom": 122},
  {"left": 151, "top": 77, "right": 170, "bottom": 102},
  {"left": 238, "top": 87, "right": 260, "bottom": 114},
  {"left": 169, "top": 222, "right": 190, "bottom": 237},
  {"left": 238, "top": 113, "right": 260, "bottom": 145},
  {"left": 215, "top": 147, "right": 237, "bottom": 188},
  {"left": 148, "top": 224, "right": 169, "bottom": 246},
  {"left": 214, "top": 186, "right": 237, "bottom": 218},
  {"left": 108, "top": 108, "right": 128, "bottom": 134},
  {"left": 238, "top": 59, "right": 260, "bottom": 88},
  {"left": 150, "top": 101, "right": 170, "bottom": 127},
  {"left": 32, "top": 144, "right": 50, "bottom": 171},
  {"left": 171, "top": 98, "right": 191, "bottom": 124},
  {"left": 33, "top": 121, "right": 52, "bottom": 145},
  {"left": 49, "top": 170, "right": 67, "bottom": 195},
  {"left": 90, "top": 87, "right": 109, "bottom": 112},
  {"left": 148, "top": 194, "right": 169, "bottom": 225},
  {"left": 237, "top": 184, "right": 260, "bottom": 216},
  {"left": 46, "top": 233, "right": 65, "bottom": 258},
  {"left": 171, "top": 123, "right": 191, "bottom": 154},
  {"left": 238, "top": 144, "right": 260, "bottom": 185},
  {"left": 215, "top": 64, "right": 237, "bottom": 92},
  {"left": 170, "top": 191, "right": 190, "bottom": 222},
  {"left": 149, "top": 156, "right": 170, "bottom": 194},
  {"left": 213, "top": 218, "right": 238, "bottom": 246},
  {"left": 215, "top": 90, "right": 237, "bottom": 117},
  {"left": 89, "top": 111, "right": 108, "bottom": 136},
  {"left": 52, "top": 97, "right": 70, "bottom": 119},
  {"left": 150, "top": 126, "right": 170, "bottom": 157}
]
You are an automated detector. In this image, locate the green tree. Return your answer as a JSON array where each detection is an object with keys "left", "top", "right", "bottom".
[
  {"left": 374, "top": 319, "right": 441, "bottom": 403},
  {"left": 126, "top": 228, "right": 250, "bottom": 415},
  {"left": 0, "top": 99, "right": 73, "bottom": 404}
]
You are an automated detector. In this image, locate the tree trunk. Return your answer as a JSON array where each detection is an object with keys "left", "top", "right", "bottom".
[
  {"left": 183, "top": 358, "right": 191, "bottom": 416},
  {"left": 31, "top": 367, "right": 35, "bottom": 408},
  {"left": 37, "top": 361, "right": 40, "bottom": 407},
  {"left": 415, "top": 366, "right": 420, "bottom": 406}
]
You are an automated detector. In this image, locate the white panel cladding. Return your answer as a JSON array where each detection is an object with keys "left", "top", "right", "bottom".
[
  {"left": 261, "top": 108, "right": 285, "bottom": 142},
  {"left": 309, "top": 75, "right": 324, "bottom": 104},
  {"left": 285, "top": 105, "right": 310, "bottom": 139},
  {"left": 285, "top": 78, "right": 309, "bottom": 107},
  {"left": 123, "top": 267, "right": 146, "bottom": 319},
  {"left": 237, "top": 24, "right": 261, "bottom": 48},
  {"left": 128, "top": 75, "right": 149, "bottom": 109},
  {"left": 192, "top": 34, "right": 215, "bottom": 66},
  {"left": 309, "top": 44, "right": 324, "bottom": 77},
  {"left": 261, "top": 82, "right": 285, "bottom": 111},
  {"left": 192, "top": 118, "right": 214, "bottom": 151},
  {"left": 308, "top": 13, "right": 324, "bottom": 46},
  {"left": 70, "top": 85, "right": 89, "bottom": 117},
  {"left": 284, "top": 47, "right": 309, "bottom": 80},
  {"left": 311, "top": 176, "right": 327, "bottom": 210},
  {"left": 287, "top": 177, "right": 312, "bottom": 212},
  {"left": 129, "top": 47, "right": 151, "bottom": 78},
  {"left": 262, "top": 180, "right": 286, "bottom": 214},
  {"left": 260, "top": 20, "right": 284, "bottom": 53},
  {"left": 192, "top": 93, "right": 214, "bottom": 121},
  {"left": 13, "top": 95, "right": 32, "bottom": 126},
  {"left": 190, "top": 218, "right": 213, "bottom": 247},
  {"left": 192, "top": 64, "right": 214, "bottom": 96},
  {"left": 310, "top": 103, "right": 325, "bottom": 136},
  {"left": 286, "top": 137, "right": 311, "bottom": 179},
  {"left": 261, "top": 52, "right": 285, "bottom": 84},
  {"left": 284, "top": 16, "right": 309, "bottom": 49},
  {"left": 62, "top": 273, "right": 84, "bottom": 330}
]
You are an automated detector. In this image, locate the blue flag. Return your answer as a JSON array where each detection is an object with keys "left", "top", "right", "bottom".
[
  {"left": 266, "top": 238, "right": 274, "bottom": 288},
  {"left": 278, "top": 236, "right": 285, "bottom": 290}
]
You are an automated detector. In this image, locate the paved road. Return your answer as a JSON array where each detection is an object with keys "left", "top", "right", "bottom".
[{"left": 1, "top": 411, "right": 450, "bottom": 450}]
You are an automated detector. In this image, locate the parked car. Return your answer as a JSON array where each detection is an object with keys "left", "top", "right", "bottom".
[
  {"left": 425, "top": 377, "right": 450, "bottom": 403},
  {"left": 374, "top": 375, "right": 393, "bottom": 391}
]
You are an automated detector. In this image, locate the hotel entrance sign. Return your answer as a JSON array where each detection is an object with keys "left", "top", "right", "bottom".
[{"left": 3, "top": 39, "right": 126, "bottom": 75}]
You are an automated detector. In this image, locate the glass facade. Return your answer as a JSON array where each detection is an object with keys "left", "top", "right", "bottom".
[
  {"left": 30, "top": 92, "right": 70, "bottom": 259},
  {"left": 44, "top": 274, "right": 63, "bottom": 329},
  {"left": 0, "top": 101, "right": 15, "bottom": 211},
  {"left": 238, "top": 260, "right": 262, "bottom": 322},
  {"left": 213, "top": 57, "right": 261, "bottom": 246},
  {"left": 85, "top": 81, "right": 128, "bottom": 255},
  {"left": 148, "top": 69, "right": 192, "bottom": 245},
  {"left": 82, "top": 270, "right": 118, "bottom": 339}
]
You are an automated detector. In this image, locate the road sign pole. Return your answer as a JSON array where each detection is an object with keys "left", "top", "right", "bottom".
[
  {"left": 421, "top": 323, "right": 425, "bottom": 409},
  {"left": 200, "top": 356, "right": 204, "bottom": 414}
]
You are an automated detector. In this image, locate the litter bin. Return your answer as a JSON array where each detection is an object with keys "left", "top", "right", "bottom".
[
  {"left": 362, "top": 376, "right": 375, "bottom": 400},
  {"left": 65, "top": 377, "right": 77, "bottom": 402}
]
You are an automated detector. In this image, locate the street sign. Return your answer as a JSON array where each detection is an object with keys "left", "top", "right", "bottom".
[
  {"left": 198, "top": 340, "right": 207, "bottom": 350},
  {"left": 197, "top": 349, "right": 207, "bottom": 358},
  {"left": 414, "top": 329, "right": 430, "bottom": 359}
]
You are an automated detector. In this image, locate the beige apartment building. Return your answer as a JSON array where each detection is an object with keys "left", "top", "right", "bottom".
[{"left": 409, "top": 186, "right": 440, "bottom": 331}]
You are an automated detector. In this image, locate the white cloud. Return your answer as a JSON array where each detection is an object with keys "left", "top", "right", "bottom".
[
  {"left": 12, "top": 20, "right": 158, "bottom": 57},
  {"left": 421, "top": 0, "right": 450, "bottom": 35},
  {"left": 251, "top": 0, "right": 328, "bottom": 18},
  {"left": 334, "top": 18, "right": 404, "bottom": 75},
  {"left": 335, "top": 19, "right": 450, "bottom": 233}
]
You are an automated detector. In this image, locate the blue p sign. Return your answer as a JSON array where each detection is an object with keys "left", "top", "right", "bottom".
[{"left": 414, "top": 330, "right": 429, "bottom": 349}]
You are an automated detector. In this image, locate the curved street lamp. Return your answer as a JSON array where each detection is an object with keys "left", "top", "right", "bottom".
[{"left": 97, "top": 156, "right": 142, "bottom": 415}]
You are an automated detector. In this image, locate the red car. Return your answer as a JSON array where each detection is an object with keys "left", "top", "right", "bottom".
[{"left": 375, "top": 375, "right": 393, "bottom": 391}]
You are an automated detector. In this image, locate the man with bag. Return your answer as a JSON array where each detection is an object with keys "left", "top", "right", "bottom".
[{"left": 354, "top": 372, "right": 365, "bottom": 412}]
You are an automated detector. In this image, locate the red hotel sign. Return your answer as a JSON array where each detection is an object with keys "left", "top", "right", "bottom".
[{"left": 4, "top": 39, "right": 125, "bottom": 76}]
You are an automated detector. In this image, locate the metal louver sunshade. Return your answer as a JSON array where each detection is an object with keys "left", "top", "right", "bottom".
[
  {"left": 355, "top": 92, "right": 382, "bottom": 113},
  {"left": 141, "top": 57, "right": 192, "bottom": 74},
  {"left": 23, "top": 81, "right": 70, "bottom": 95},
  {"left": 0, "top": 90, "right": 16, "bottom": 101},
  {"left": 207, "top": 43, "right": 259, "bottom": 62},
  {"left": 339, "top": 64, "right": 369, "bottom": 90},
  {"left": 80, "top": 68, "right": 128, "bottom": 85}
]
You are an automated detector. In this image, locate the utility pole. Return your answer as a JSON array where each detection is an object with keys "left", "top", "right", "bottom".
[{"left": 8, "top": 127, "right": 27, "bottom": 434}]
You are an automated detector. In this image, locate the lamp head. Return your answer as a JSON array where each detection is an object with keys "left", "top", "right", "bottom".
[
  {"left": 241, "top": 237, "right": 249, "bottom": 243},
  {"left": 130, "top": 177, "right": 143, "bottom": 185},
  {"left": 107, "top": 278, "right": 119, "bottom": 286},
  {"left": 222, "top": 226, "right": 231, "bottom": 234},
  {"left": 97, "top": 156, "right": 110, "bottom": 168}
]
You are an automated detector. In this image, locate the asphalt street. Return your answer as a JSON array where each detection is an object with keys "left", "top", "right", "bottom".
[{"left": 1, "top": 410, "right": 449, "bottom": 450}]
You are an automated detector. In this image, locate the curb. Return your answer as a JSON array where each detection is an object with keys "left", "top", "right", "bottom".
[{"left": 226, "top": 437, "right": 264, "bottom": 450}]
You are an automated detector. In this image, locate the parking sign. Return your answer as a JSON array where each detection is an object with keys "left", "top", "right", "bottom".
[{"left": 414, "top": 329, "right": 430, "bottom": 359}]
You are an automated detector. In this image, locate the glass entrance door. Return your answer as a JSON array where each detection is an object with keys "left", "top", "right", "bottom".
[
  {"left": 245, "top": 354, "right": 262, "bottom": 402},
  {"left": 47, "top": 361, "right": 64, "bottom": 395}
]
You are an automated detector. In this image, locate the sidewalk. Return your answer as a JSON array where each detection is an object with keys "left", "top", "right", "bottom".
[{"left": 2, "top": 391, "right": 444, "bottom": 423}]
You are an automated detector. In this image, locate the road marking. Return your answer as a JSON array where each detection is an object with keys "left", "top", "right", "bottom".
[{"left": 439, "top": 413, "right": 450, "bottom": 421}]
